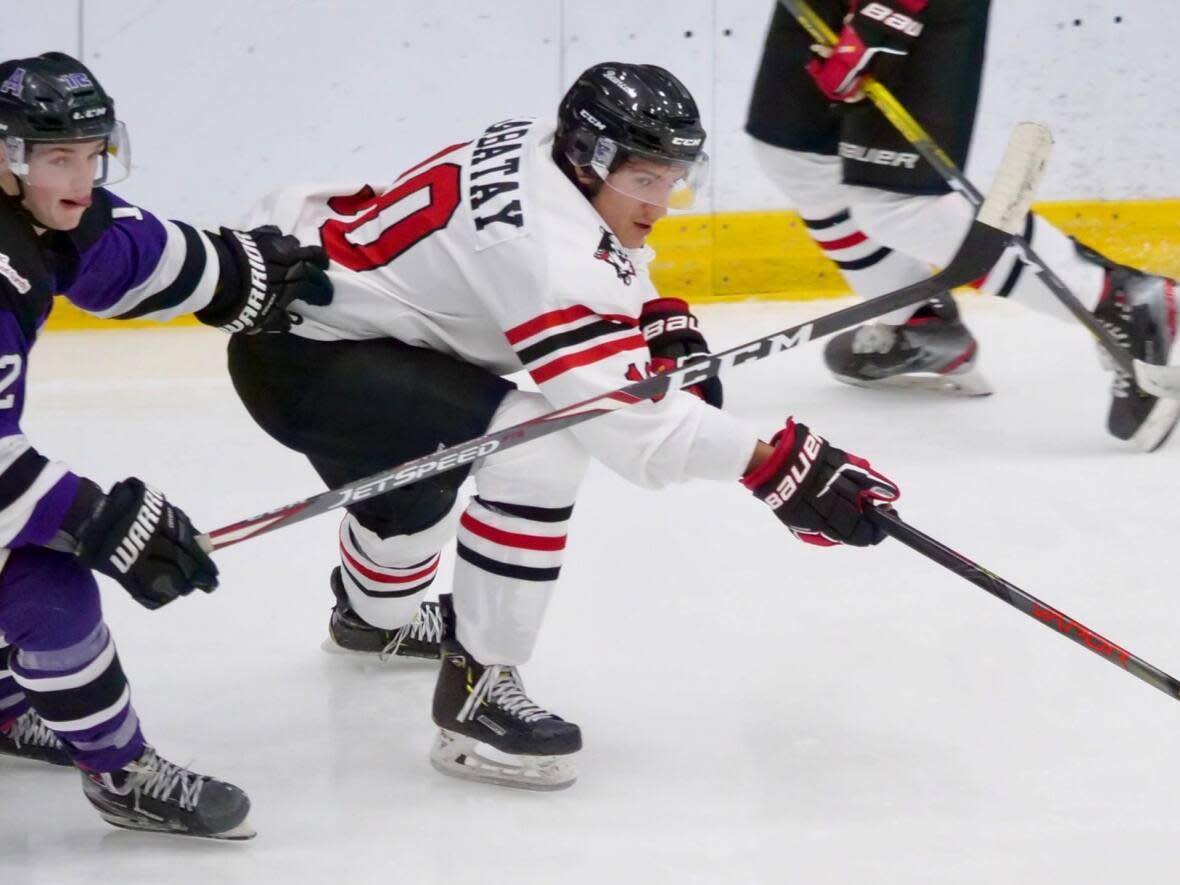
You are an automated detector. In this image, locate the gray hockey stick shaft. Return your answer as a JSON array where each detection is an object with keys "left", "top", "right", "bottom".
[
  {"left": 777, "top": 0, "right": 1180, "bottom": 399},
  {"left": 203, "top": 124, "right": 1050, "bottom": 552}
]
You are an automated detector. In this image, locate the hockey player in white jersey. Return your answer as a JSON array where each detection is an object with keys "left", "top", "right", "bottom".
[{"left": 228, "top": 62, "right": 900, "bottom": 790}]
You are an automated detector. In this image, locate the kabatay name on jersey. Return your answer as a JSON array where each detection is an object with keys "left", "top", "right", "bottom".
[{"left": 470, "top": 119, "right": 530, "bottom": 249}]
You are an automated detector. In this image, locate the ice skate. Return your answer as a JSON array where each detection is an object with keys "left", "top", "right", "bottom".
[
  {"left": 431, "top": 626, "right": 581, "bottom": 791},
  {"left": 322, "top": 567, "right": 444, "bottom": 662},
  {"left": 80, "top": 746, "right": 254, "bottom": 840},
  {"left": 824, "top": 295, "right": 993, "bottom": 397},
  {"left": 0, "top": 709, "right": 72, "bottom": 767},
  {"left": 1087, "top": 249, "right": 1180, "bottom": 451}
]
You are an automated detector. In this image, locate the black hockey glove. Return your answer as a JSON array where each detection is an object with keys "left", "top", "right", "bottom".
[
  {"left": 639, "top": 297, "right": 723, "bottom": 408},
  {"left": 198, "top": 225, "right": 332, "bottom": 334},
  {"left": 742, "top": 418, "right": 899, "bottom": 547},
  {"left": 65, "top": 478, "right": 219, "bottom": 610},
  {"left": 806, "top": 1, "right": 928, "bottom": 102}
]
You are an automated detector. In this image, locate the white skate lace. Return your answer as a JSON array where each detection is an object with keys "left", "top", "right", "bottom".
[
  {"left": 457, "top": 665, "right": 555, "bottom": 724},
  {"left": 1098, "top": 309, "right": 1134, "bottom": 399},
  {"left": 378, "top": 601, "right": 443, "bottom": 661},
  {"left": 7, "top": 710, "right": 64, "bottom": 750},
  {"left": 119, "top": 748, "right": 206, "bottom": 811},
  {"left": 851, "top": 324, "right": 897, "bottom": 355}
]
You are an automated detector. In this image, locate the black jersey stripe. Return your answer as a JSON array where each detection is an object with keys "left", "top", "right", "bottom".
[
  {"left": 0, "top": 448, "right": 50, "bottom": 513},
  {"left": 515, "top": 319, "right": 631, "bottom": 365},
  {"left": 803, "top": 209, "right": 852, "bottom": 231},
  {"left": 18, "top": 653, "right": 127, "bottom": 724},
  {"left": 342, "top": 560, "right": 437, "bottom": 598},
  {"left": 834, "top": 246, "right": 893, "bottom": 271},
  {"left": 116, "top": 222, "right": 209, "bottom": 320},
  {"left": 457, "top": 541, "right": 562, "bottom": 582},
  {"left": 474, "top": 497, "right": 573, "bottom": 523}
]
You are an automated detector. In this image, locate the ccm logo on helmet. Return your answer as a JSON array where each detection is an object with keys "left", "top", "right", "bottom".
[
  {"left": 578, "top": 109, "right": 606, "bottom": 131},
  {"left": 71, "top": 107, "right": 107, "bottom": 120},
  {"left": 671, "top": 136, "right": 702, "bottom": 146},
  {"left": 761, "top": 430, "right": 824, "bottom": 510}
]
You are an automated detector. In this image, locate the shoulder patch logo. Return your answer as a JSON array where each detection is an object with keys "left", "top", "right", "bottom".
[
  {"left": 594, "top": 228, "right": 636, "bottom": 286},
  {"left": 0, "top": 253, "right": 30, "bottom": 294}
]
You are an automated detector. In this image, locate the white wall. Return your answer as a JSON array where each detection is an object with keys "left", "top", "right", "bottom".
[{"left": 4, "top": 1, "right": 1177, "bottom": 228}]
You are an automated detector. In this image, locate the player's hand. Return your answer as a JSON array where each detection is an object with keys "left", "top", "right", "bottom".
[
  {"left": 742, "top": 418, "right": 899, "bottom": 547},
  {"left": 805, "top": 1, "right": 927, "bottom": 102},
  {"left": 70, "top": 478, "right": 219, "bottom": 609},
  {"left": 203, "top": 225, "right": 333, "bottom": 334},
  {"left": 639, "top": 297, "right": 723, "bottom": 408}
]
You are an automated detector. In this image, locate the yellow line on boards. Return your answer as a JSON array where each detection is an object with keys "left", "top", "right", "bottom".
[{"left": 43, "top": 199, "right": 1180, "bottom": 330}]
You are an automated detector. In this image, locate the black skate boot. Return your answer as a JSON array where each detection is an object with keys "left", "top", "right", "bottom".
[
  {"left": 323, "top": 567, "right": 443, "bottom": 661},
  {"left": 1084, "top": 243, "right": 1180, "bottom": 451},
  {"left": 0, "top": 709, "right": 72, "bottom": 767},
  {"left": 80, "top": 745, "right": 254, "bottom": 840},
  {"left": 823, "top": 294, "right": 992, "bottom": 396},
  {"left": 430, "top": 600, "right": 581, "bottom": 790}
]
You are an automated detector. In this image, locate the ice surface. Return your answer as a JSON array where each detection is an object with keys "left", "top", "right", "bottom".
[{"left": 4, "top": 297, "right": 1180, "bottom": 884}]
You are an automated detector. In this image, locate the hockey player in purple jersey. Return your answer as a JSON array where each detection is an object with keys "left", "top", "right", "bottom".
[{"left": 0, "top": 53, "right": 330, "bottom": 839}]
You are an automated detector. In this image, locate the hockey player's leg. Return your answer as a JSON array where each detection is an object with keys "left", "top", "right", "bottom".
[
  {"left": 324, "top": 510, "right": 452, "bottom": 661},
  {"left": 0, "top": 549, "right": 252, "bottom": 839},
  {"left": 0, "top": 643, "right": 70, "bottom": 766},
  {"left": 430, "top": 391, "right": 587, "bottom": 791},
  {"left": 751, "top": 141, "right": 990, "bottom": 394},
  {"left": 227, "top": 333, "right": 518, "bottom": 653}
]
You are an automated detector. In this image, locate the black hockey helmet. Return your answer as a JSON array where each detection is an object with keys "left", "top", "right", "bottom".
[
  {"left": 556, "top": 62, "right": 708, "bottom": 209},
  {"left": 0, "top": 52, "right": 130, "bottom": 186}
]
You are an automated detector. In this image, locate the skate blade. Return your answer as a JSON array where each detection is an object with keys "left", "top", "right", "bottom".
[
  {"left": 320, "top": 636, "right": 439, "bottom": 665},
  {"left": 833, "top": 367, "right": 994, "bottom": 398},
  {"left": 98, "top": 811, "right": 257, "bottom": 841},
  {"left": 430, "top": 729, "right": 577, "bottom": 792}
]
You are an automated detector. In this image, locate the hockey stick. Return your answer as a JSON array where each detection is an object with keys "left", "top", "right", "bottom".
[
  {"left": 868, "top": 507, "right": 1180, "bottom": 702},
  {"left": 202, "top": 123, "right": 1050, "bottom": 552},
  {"left": 776, "top": 0, "right": 1180, "bottom": 400}
]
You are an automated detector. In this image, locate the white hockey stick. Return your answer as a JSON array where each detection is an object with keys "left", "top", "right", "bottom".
[{"left": 202, "top": 124, "right": 1052, "bottom": 552}]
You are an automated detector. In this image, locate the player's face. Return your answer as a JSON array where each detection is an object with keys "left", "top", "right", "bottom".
[
  {"left": 18, "top": 141, "right": 104, "bottom": 230},
  {"left": 590, "top": 158, "right": 672, "bottom": 248}
]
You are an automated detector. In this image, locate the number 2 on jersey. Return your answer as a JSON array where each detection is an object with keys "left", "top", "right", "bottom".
[{"left": 319, "top": 163, "right": 462, "bottom": 273}]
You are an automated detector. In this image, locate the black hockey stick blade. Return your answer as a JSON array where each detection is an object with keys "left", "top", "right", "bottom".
[
  {"left": 201, "top": 123, "right": 1049, "bottom": 552},
  {"left": 868, "top": 507, "right": 1180, "bottom": 703}
]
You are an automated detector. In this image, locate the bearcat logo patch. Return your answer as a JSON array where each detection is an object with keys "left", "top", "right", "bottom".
[{"left": 593, "top": 228, "right": 635, "bottom": 285}]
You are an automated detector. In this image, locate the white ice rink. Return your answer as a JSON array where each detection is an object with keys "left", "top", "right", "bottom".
[{"left": 4, "top": 298, "right": 1180, "bottom": 885}]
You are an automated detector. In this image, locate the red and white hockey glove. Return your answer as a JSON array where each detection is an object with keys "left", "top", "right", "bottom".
[
  {"left": 742, "top": 418, "right": 899, "bottom": 547},
  {"left": 640, "top": 298, "right": 723, "bottom": 408},
  {"left": 806, "top": 1, "right": 928, "bottom": 102}
]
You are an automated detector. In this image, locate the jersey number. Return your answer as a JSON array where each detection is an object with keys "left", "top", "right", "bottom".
[
  {"left": 319, "top": 163, "right": 462, "bottom": 273},
  {"left": 0, "top": 354, "right": 22, "bottom": 409}
]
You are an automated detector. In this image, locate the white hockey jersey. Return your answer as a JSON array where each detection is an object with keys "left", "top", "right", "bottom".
[{"left": 250, "top": 118, "right": 759, "bottom": 488}]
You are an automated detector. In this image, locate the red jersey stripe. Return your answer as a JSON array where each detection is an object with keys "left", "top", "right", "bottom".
[
  {"left": 340, "top": 547, "right": 439, "bottom": 584},
  {"left": 815, "top": 231, "right": 867, "bottom": 251},
  {"left": 460, "top": 512, "right": 567, "bottom": 551},
  {"left": 506, "top": 306, "right": 638, "bottom": 345},
  {"left": 529, "top": 334, "right": 646, "bottom": 384}
]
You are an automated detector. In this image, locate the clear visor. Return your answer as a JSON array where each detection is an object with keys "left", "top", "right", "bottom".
[
  {"left": 575, "top": 136, "right": 708, "bottom": 210},
  {"left": 4, "top": 120, "right": 131, "bottom": 188}
]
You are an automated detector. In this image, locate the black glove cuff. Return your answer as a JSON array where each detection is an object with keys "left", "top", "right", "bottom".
[
  {"left": 195, "top": 228, "right": 277, "bottom": 333},
  {"left": 54, "top": 477, "right": 106, "bottom": 553}
]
